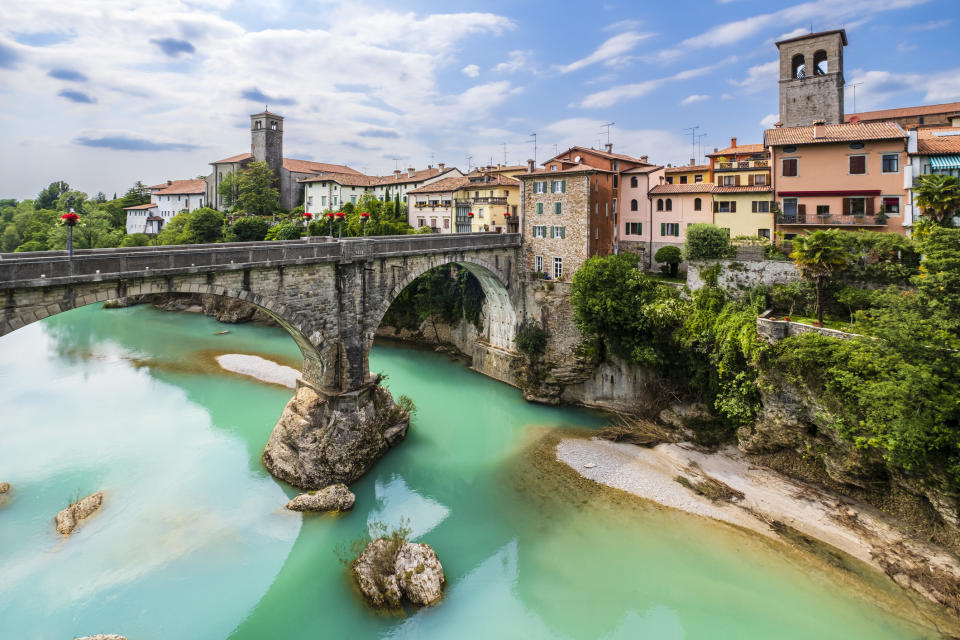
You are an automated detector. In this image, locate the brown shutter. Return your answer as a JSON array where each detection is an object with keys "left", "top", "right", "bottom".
[
  {"left": 798, "top": 204, "right": 806, "bottom": 215},
  {"left": 748, "top": 174, "right": 754, "bottom": 186},
  {"left": 752, "top": 200, "right": 758, "bottom": 213},
  {"left": 842, "top": 198, "right": 850, "bottom": 215},
  {"left": 866, "top": 197, "right": 875, "bottom": 216},
  {"left": 735, "top": 175, "right": 741, "bottom": 186},
  {"left": 713, "top": 201, "right": 719, "bottom": 213},
  {"left": 731, "top": 201, "right": 737, "bottom": 213}
]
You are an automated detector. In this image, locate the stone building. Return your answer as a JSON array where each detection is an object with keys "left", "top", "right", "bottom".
[
  {"left": 124, "top": 178, "right": 206, "bottom": 235},
  {"left": 776, "top": 29, "right": 847, "bottom": 128},
  {"left": 845, "top": 102, "right": 960, "bottom": 129}
]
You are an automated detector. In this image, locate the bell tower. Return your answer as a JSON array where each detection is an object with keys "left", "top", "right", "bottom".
[
  {"left": 250, "top": 110, "right": 283, "bottom": 176},
  {"left": 776, "top": 29, "right": 847, "bottom": 127}
]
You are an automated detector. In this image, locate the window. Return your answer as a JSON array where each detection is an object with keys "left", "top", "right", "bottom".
[
  {"left": 792, "top": 53, "right": 806, "bottom": 78},
  {"left": 626, "top": 222, "right": 642, "bottom": 235},
  {"left": 594, "top": 227, "right": 599, "bottom": 239},
  {"left": 551, "top": 180, "right": 566, "bottom": 193},
  {"left": 783, "top": 197, "right": 798, "bottom": 216},
  {"left": 717, "top": 201, "right": 733, "bottom": 213},
  {"left": 665, "top": 177, "right": 674, "bottom": 184},
  {"left": 550, "top": 226, "right": 566, "bottom": 238},
  {"left": 720, "top": 175, "right": 737, "bottom": 186},
  {"left": 605, "top": 202, "right": 608, "bottom": 216},
  {"left": 680, "top": 175, "right": 688, "bottom": 184},
  {"left": 550, "top": 165, "right": 558, "bottom": 171},
  {"left": 613, "top": 175, "right": 618, "bottom": 189},
  {"left": 754, "top": 174, "right": 768, "bottom": 186},
  {"left": 813, "top": 50, "right": 828, "bottom": 76},
  {"left": 845, "top": 197, "right": 866, "bottom": 216},
  {"left": 849, "top": 142, "right": 865, "bottom": 150},
  {"left": 665, "top": 198, "right": 672, "bottom": 212},
  {"left": 694, "top": 198, "right": 702, "bottom": 211},
  {"left": 752, "top": 200, "right": 770, "bottom": 213},
  {"left": 882, "top": 154, "right": 899, "bottom": 173},
  {"left": 533, "top": 181, "right": 546, "bottom": 194},
  {"left": 630, "top": 176, "right": 638, "bottom": 188},
  {"left": 478, "top": 208, "right": 484, "bottom": 218},
  {"left": 816, "top": 205, "right": 830, "bottom": 216},
  {"left": 431, "top": 217, "right": 437, "bottom": 227},
  {"left": 630, "top": 199, "right": 638, "bottom": 211},
  {"left": 657, "top": 198, "right": 664, "bottom": 211},
  {"left": 536, "top": 202, "right": 543, "bottom": 215},
  {"left": 782, "top": 158, "right": 798, "bottom": 177},
  {"left": 417, "top": 217, "right": 425, "bottom": 227},
  {"left": 553, "top": 257, "right": 563, "bottom": 279},
  {"left": 554, "top": 202, "right": 562, "bottom": 215},
  {"left": 849, "top": 155, "right": 866, "bottom": 175},
  {"left": 535, "top": 255, "right": 543, "bottom": 272},
  {"left": 443, "top": 218, "right": 450, "bottom": 229},
  {"left": 694, "top": 174, "right": 703, "bottom": 183},
  {"left": 532, "top": 225, "right": 547, "bottom": 238},
  {"left": 660, "top": 223, "right": 680, "bottom": 237},
  {"left": 882, "top": 196, "right": 900, "bottom": 214},
  {"left": 783, "top": 145, "right": 798, "bottom": 154}
]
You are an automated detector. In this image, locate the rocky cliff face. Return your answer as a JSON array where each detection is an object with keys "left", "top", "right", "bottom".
[{"left": 262, "top": 383, "right": 409, "bottom": 491}]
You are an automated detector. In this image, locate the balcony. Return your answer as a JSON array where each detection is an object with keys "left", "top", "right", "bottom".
[
  {"left": 472, "top": 196, "right": 508, "bottom": 205},
  {"left": 776, "top": 213, "right": 888, "bottom": 227},
  {"left": 715, "top": 160, "right": 769, "bottom": 171}
]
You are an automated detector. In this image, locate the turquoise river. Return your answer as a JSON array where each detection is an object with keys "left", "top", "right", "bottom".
[{"left": 0, "top": 304, "right": 946, "bottom": 639}]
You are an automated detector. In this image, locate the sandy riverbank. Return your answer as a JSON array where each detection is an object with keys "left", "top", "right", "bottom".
[
  {"left": 215, "top": 354, "right": 301, "bottom": 389},
  {"left": 557, "top": 437, "right": 960, "bottom": 621}
]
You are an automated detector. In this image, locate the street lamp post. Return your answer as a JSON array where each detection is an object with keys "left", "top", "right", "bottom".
[
  {"left": 326, "top": 212, "right": 335, "bottom": 238},
  {"left": 336, "top": 211, "right": 345, "bottom": 239},
  {"left": 360, "top": 211, "right": 369, "bottom": 236},
  {"left": 302, "top": 212, "right": 313, "bottom": 238}
]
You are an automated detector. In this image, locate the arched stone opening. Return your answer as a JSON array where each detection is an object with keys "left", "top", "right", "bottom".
[
  {"left": 813, "top": 50, "right": 828, "bottom": 75},
  {"left": 792, "top": 53, "right": 806, "bottom": 79}
]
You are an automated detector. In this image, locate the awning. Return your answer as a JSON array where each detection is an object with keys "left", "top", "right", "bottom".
[{"left": 929, "top": 155, "right": 960, "bottom": 170}]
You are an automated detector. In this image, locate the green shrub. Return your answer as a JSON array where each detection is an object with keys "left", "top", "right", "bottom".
[
  {"left": 266, "top": 221, "right": 301, "bottom": 240},
  {"left": 654, "top": 245, "right": 682, "bottom": 276},
  {"left": 685, "top": 224, "right": 733, "bottom": 260},
  {"left": 515, "top": 318, "right": 548, "bottom": 359},
  {"left": 229, "top": 216, "right": 270, "bottom": 242}
]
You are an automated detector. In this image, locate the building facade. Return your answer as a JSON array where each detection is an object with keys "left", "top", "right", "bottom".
[
  {"left": 647, "top": 182, "right": 714, "bottom": 252},
  {"left": 619, "top": 165, "right": 664, "bottom": 255},
  {"left": 663, "top": 161, "right": 710, "bottom": 186},
  {"left": 124, "top": 179, "right": 206, "bottom": 235},
  {"left": 406, "top": 172, "right": 520, "bottom": 234},
  {"left": 707, "top": 139, "right": 774, "bottom": 238},
  {"left": 905, "top": 126, "right": 960, "bottom": 227}
]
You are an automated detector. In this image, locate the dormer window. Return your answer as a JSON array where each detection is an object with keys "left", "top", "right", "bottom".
[{"left": 550, "top": 165, "right": 559, "bottom": 171}]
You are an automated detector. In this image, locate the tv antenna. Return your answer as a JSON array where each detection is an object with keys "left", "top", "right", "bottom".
[
  {"left": 683, "top": 125, "right": 700, "bottom": 162},
  {"left": 529, "top": 133, "right": 537, "bottom": 165},
  {"left": 502, "top": 142, "right": 508, "bottom": 165},
  {"left": 695, "top": 133, "right": 708, "bottom": 164},
  {"left": 601, "top": 122, "right": 615, "bottom": 145},
  {"left": 466, "top": 155, "right": 473, "bottom": 171},
  {"left": 846, "top": 82, "right": 864, "bottom": 113}
]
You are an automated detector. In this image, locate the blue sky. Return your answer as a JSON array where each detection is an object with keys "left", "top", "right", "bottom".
[{"left": 0, "top": 0, "right": 957, "bottom": 200}]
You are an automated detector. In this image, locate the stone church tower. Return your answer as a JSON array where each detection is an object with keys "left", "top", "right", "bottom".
[
  {"left": 250, "top": 111, "right": 283, "bottom": 176},
  {"left": 776, "top": 29, "right": 847, "bottom": 127}
]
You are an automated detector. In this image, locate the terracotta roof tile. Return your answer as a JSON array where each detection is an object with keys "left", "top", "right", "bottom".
[
  {"left": 712, "top": 185, "right": 773, "bottom": 194},
  {"left": 916, "top": 128, "right": 960, "bottom": 155},
  {"left": 282, "top": 158, "right": 361, "bottom": 175},
  {"left": 408, "top": 173, "right": 520, "bottom": 194},
  {"left": 845, "top": 101, "right": 960, "bottom": 123},
  {"left": 298, "top": 172, "right": 379, "bottom": 187},
  {"left": 649, "top": 183, "right": 715, "bottom": 194},
  {"left": 516, "top": 165, "right": 608, "bottom": 177},
  {"left": 622, "top": 165, "right": 664, "bottom": 174},
  {"left": 664, "top": 164, "right": 710, "bottom": 173},
  {"left": 373, "top": 166, "right": 457, "bottom": 185},
  {"left": 548, "top": 145, "right": 654, "bottom": 166},
  {"left": 123, "top": 203, "right": 158, "bottom": 210},
  {"left": 765, "top": 121, "right": 906, "bottom": 146},
  {"left": 154, "top": 179, "right": 207, "bottom": 195},
  {"left": 211, "top": 152, "right": 252, "bottom": 164},
  {"left": 707, "top": 143, "right": 766, "bottom": 157}
]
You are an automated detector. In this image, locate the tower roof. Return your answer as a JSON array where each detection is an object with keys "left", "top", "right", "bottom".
[
  {"left": 775, "top": 29, "right": 847, "bottom": 48},
  {"left": 250, "top": 110, "right": 284, "bottom": 119}
]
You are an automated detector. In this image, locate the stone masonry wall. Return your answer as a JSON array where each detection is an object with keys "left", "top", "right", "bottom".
[
  {"left": 687, "top": 259, "right": 798, "bottom": 295},
  {"left": 522, "top": 175, "right": 589, "bottom": 281}
]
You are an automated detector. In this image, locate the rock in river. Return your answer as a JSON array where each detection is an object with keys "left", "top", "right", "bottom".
[
  {"left": 286, "top": 483, "right": 356, "bottom": 512},
  {"left": 55, "top": 491, "right": 104, "bottom": 535},
  {"left": 353, "top": 538, "right": 445, "bottom": 608},
  {"left": 0, "top": 482, "right": 10, "bottom": 494},
  {"left": 394, "top": 542, "right": 445, "bottom": 606}
]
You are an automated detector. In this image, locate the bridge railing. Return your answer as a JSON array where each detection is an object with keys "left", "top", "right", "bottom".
[{"left": 0, "top": 233, "right": 520, "bottom": 286}]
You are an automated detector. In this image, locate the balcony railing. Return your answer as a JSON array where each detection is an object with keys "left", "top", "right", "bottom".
[
  {"left": 472, "top": 196, "right": 508, "bottom": 205},
  {"left": 715, "top": 160, "right": 769, "bottom": 171},
  {"left": 776, "top": 213, "right": 887, "bottom": 226}
]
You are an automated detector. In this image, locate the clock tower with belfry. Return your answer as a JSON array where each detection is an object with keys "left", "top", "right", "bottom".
[{"left": 250, "top": 108, "right": 284, "bottom": 177}]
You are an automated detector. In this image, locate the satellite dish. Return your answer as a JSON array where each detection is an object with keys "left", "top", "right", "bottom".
[{"left": 574, "top": 155, "right": 582, "bottom": 163}]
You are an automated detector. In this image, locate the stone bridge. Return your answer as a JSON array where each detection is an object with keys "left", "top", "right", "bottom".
[{"left": 0, "top": 233, "right": 524, "bottom": 393}]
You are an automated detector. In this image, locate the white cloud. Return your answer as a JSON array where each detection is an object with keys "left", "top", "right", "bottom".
[
  {"left": 907, "top": 19, "right": 951, "bottom": 31},
  {"left": 846, "top": 67, "right": 960, "bottom": 111},
  {"left": 578, "top": 60, "right": 724, "bottom": 108},
  {"left": 760, "top": 113, "right": 780, "bottom": 129},
  {"left": 555, "top": 31, "right": 652, "bottom": 74},
  {"left": 680, "top": 94, "right": 709, "bottom": 105},
  {"left": 492, "top": 50, "right": 532, "bottom": 73},
  {"left": 896, "top": 41, "right": 917, "bottom": 53},
  {"left": 603, "top": 19, "right": 642, "bottom": 32},
  {"left": 541, "top": 118, "right": 689, "bottom": 166},
  {"left": 461, "top": 64, "right": 480, "bottom": 77},
  {"left": 730, "top": 59, "right": 778, "bottom": 94}
]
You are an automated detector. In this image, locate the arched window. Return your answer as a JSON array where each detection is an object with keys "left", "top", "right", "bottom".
[
  {"left": 792, "top": 53, "right": 806, "bottom": 79},
  {"left": 657, "top": 198, "right": 664, "bottom": 211},
  {"left": 665, "top": 198, "right": 673, "bottom": 211},
  {"left": 630, "top": 176, "right": 638, "bottom": 188},
  {"left": 630, "top": 199, "right": 638, "bottom": 211},
  {"left": 813, "top": 50, "right": 828, "bottom": 76},
  {"left": 694, "top": 197, "right": 702, "bottom": 211}
]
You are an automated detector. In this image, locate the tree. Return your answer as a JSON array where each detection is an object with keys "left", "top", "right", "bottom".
[
  {"left": 35, "top": 181, "right": 69, "bottom": 210},
  {"left": 654, "top": 245, "right": 682, "bottom": 277},
  {"left": 789, "top": 229, "right": 852, "bottom": 324},
  {"left": 120, "top": 233, "right": 151, "bottom": 247},
  {"left": 228, "top": 216, "right": 270, "bottom": 241},
  {"left": 156, "top": 207, "right": 224, "bottom": 245},
  {"left": 94, "top": 192, "right": 108, "bottom": 204},
  {"left": 913, "top": 174, "right": 960, "bottom": 226},
  {"left": 265, "top": 220, "right": 301, "bottom": 240},
  {"left": 236, "top": 161, "right": 279, "bottom": 216},
  {"left": 218, "top": 171, "right": 241, "bottom": 211},
  {"left": 55, "top": 190, "right": 88, "bottom": 214},
  {"left": 685, "top": 224, "right": 732, "bottom": 260},
  {"left": 119, "top": 181, "right": 151, "bottom": 208}
]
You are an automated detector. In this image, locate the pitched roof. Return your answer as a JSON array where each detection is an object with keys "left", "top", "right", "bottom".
[
  {"left": 516, "top": 165, "right": 608, "bottom": 178},
  {"left": 373, "top": 166, "right": 456, "bottom": 185},
  {"left": 211, "top": 152, "right": 253, "bottom": 165},
  {"left": 209, "top": 153, "right": 362, "bottom": 176},
  {"left": 664, "top": 164, "right": 710, "bottom": 173},
  {"left": 765, "top": 121, "right": 906, "bottom": 146},
  {"left": 298, "top": 172, "right": 379, "bottom": 187},
  {"left": 148, "top": 183, "right": 169, "bottom": 190},
  {"left": 154, "top": 179, "right": 207, "bottom": 195},
  {"left": 845, "top": 101, "right": 960, "bottom": 123},
  {"left": 649, "top": 183, "right": 715, "bottom": 194},
  {"left": 623, "top": 165, "right": 664, "bottom": 174},
  {"left": 123, "top": 203, "right": 158, "bottom": 210},
  {"left": 408, "top": 172, "right": 520, "bottom": 194},
  {"left": 775, "top": 29, "right": 847, "bottom": 47},
  {"left": 548, "top": 145, "right": 653, "bottom": 166},
  {"left": 712, "top": 185, "right": 773, "bottom": 194},
  {"left": 916, "top": 128, "right": 960, "bottom": 155},
  {"left": 707, "top": 143, "right": 766, "bottom": 157}
]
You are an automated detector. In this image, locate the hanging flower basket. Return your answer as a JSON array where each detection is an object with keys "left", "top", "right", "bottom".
[
  {"left": 302, "top": 212, "right": 313, "bottom": 219},
  {"left": 467, "top": 212, "right": 474, "bottom": 218},
  {"left": 326, "top": 212, "right": 335, "bottom": 219},
  {"left": 60, "top": 213, "right": 79, "bottom": 226},
  {"left": 336, "top": 212, "right": 346, "bottom": 219},
  {"left": 360, "top": 212, "right": 370, "bottom": 219}
]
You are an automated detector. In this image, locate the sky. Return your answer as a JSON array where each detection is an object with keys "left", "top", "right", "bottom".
[{"left": 0, "top": 0, "right": 958, "bottom": 201}]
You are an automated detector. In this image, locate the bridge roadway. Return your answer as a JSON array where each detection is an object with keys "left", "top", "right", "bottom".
[{"left": 0, "top": 233, "right": 523, "bottom": 393}]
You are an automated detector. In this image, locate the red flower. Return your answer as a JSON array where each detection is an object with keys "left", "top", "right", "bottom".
[
  {"left": 336, "top": 212, "right": 345, "bottom": 218},
  {"left": 783, "top": 316, "right": 791, "bottom": 321},
  {"left": 60, "top": 213, "right": 79, "bottom": 224},
  {"left": 360, "top": 212, "right": 370, "bottom": 218},
  {"left": 302, "top": 212, "right": 313, "bottom": 219},
  {"left": 504, "top": 213, "right": 511, "bottom": 218},
  {"left": 326, "top": 212, "right": 335, "bottom": 218},
  {"left": 467, "top": 212, "right": 474, "bottom": 217}
]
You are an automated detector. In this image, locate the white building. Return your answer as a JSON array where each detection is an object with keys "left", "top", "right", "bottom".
[
  {"left": 905, "top": 126, "right": 960, "bottom": 229},
  {"left": 300, "top": 165, "right": 461, "bottom": 215},
  {"left": 124, "top": 179, "right": 207, "bottom": 235}
]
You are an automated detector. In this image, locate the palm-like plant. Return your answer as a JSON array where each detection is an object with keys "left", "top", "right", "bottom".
[
  {"left": 914, "top": 174, "right": 960, "bottom": 226},
  {"left": 789, "top": 229, "right": 852, "bottom": 324}
]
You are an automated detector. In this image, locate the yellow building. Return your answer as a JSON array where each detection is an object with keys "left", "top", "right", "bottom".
[
  {"left": 408, "top": 171, "right": 520, "bottom": 233},
  {"left": 663, "top": 161, "right": 711, "bottom": 186},
  {"left": 707, "top": 139, "right": 774, "bottom": 239}
]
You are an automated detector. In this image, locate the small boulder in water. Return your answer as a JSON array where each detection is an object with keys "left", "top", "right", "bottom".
[
  {"left": 352, "top": 538, "right": 445, "bottom": 608},
  {"left": 353, "top": 538, "right": 404, "bottom": 608},
  {"left": 56, "top": 491, "right": 104, "bottom": 535},
  {"left": 394, "top": 542, "right": 445, "bottom": 606},
  {"left": 286, "top": 483, "right": 355, "bottom": 512},
  {"left": 0, "top": 482, "right": 10, "bottom": 494}
]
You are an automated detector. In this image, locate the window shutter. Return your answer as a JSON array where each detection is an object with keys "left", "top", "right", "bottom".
[
  {"left": 660, "top": 223, "right": 665, "bottom": 236},
  {"left": 748, "top": 174, "right": 754, "bottom": 186},
  {"left": 866, "top": 197, "right": 875, "bottom": 216},
  {"left": 752, "top": 200, "right": 758, "bottom": 213},
  {"left": 731, "top": 201, "right": 736, "bottom": 213},
  {"left": 561, "top": 227, "right": 566, "bottom": 239},
  {"left": 842, "top": 198, "right": 850, "bottom": 215},
  {"left": 797, "top": 204, "right": 806, "bottom": 217},
  {"left": 713, "top": 201, "right": 719, "bottom": 213},
  {"left": 561, "top": 180, "right": 566, "bottom": 193},
  {"left": 735, "top": 175, "right": 741, "bottom": 186},
  {"left": 674, "top": 225, "right": 680, "bottom": 237},
  {"left": 550, "top": 226, "right": 555, "bottom": 238}
]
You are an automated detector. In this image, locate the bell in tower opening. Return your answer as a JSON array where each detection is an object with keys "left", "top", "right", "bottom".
[
  {"left": 776, "top": 29, "right": 847, "bottom": 128},
  {"left": 250, "top": 110, "right": 284, "bottom": 177}
]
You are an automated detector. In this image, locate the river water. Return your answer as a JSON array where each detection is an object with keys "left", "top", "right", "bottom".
[{"left": 0, "top": 304, "right": 943, "bottom": 639}]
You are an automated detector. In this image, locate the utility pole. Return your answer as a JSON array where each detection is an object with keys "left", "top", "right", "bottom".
[
  {"left": 502, "top": 142, "right": 508, "bottom": 165},
  {"left": 695, "top": 133, "right": 708, "bottom": 164},
  {"left": 683, "top": 126, "right": 700, "bottom": 162},
  {"left": 601, "top": 122, "right": 615, "bottom": 145},
  {"left": 529, "top": 133, "right": 537, "bottom": 165},
  {"left": 845, "top": 82, "right": 864, "bottom": 113},
  {"left": 466, "top": 155, "right": 473, "bottom": 171}
]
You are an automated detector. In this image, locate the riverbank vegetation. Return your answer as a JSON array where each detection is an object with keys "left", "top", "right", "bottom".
[{"left": 380, "top": 265, "right": 485, "bottom": 340}]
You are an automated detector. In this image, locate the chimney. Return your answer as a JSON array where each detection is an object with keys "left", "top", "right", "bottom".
[
  {"left": 427, "top": 164, "right": 433, "bottom": 170},
  {"left": 640, "top": 155, "right": 648, "bottom": 163},
  {"left": 951, "top": 116, "right": 960, "bottom": 127},
  {"left": 689, "top": 158, "right": 696, "bottom": 166},
  {"left": 394, "top": 169, "right": 401, "bottom": 178},
  {"left": 849, "top": 116, "right": 861, "bottom": 124},
  {"left": 659, "top": 175, "right": 665, "bottom": 184},
  {"left": 773, "top": 122, "right": 783, "bottom": 128},
  {"left": 167, "top": 180, "right": 172, "bottom": 185},
  {"left": 730, "top": 137, "right": 737, "bottom": 148},
  {"left": 407, "top": 167, "right": 415, "bottom": 177},
  {"left": 813, "top": 119, "right": 826, "bottom": 139},
  {"left": 438, "top": 162, "right": 445, "bottom": 171},
  {"left": 527, "top": 159, "right": 535, "bottom": 173},
  {"left": 713, "top": 147, "right": 718, "bottom": 153},
  {"left": 604, "top": 142, "right": 613, "bottom": 153}
]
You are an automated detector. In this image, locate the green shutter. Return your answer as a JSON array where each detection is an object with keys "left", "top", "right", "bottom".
[
  {"left": 637, "top": 223, "right": 642, "bottom": 235},
  {"left": 550, "top": 226, "right": 555, "bottom": 238},
  {"left": 537, "top": 202, "right": 543, "bottom": 215},
  {"left": 554, "top": 202, "right": 561, "bottom": 214},
  {"left": 561, "top": 180, "right": 566, "bottom": 193},
  {"left": 660, "top": 223, "right": 665, "bottom": 236},
  {"left": 561, "top": 227, "right": 566, "bottom": 239}
]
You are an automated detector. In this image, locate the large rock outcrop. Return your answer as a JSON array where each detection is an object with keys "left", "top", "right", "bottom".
[
  {"left": 262, "top": 383, "right": 409, "bottom": 491},
  {"left": 285, "top": 483, "right": 356, "bottom": 512},
  {"left": 56, "top": 491, "right": 104, "bottom": 535},
  {"left": 353, "top": 538, "right": 445, "bottom": 608}
]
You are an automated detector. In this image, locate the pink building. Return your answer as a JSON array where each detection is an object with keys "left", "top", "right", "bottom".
[
  {"left": 619, "top": 164, "right": 664, "bottom": 256},
  {"left": 647, "top": 182, "right": 714, "bottom": 260},
  {"left": 766, "top": 120, "right": 909, "bottom": 237}
]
